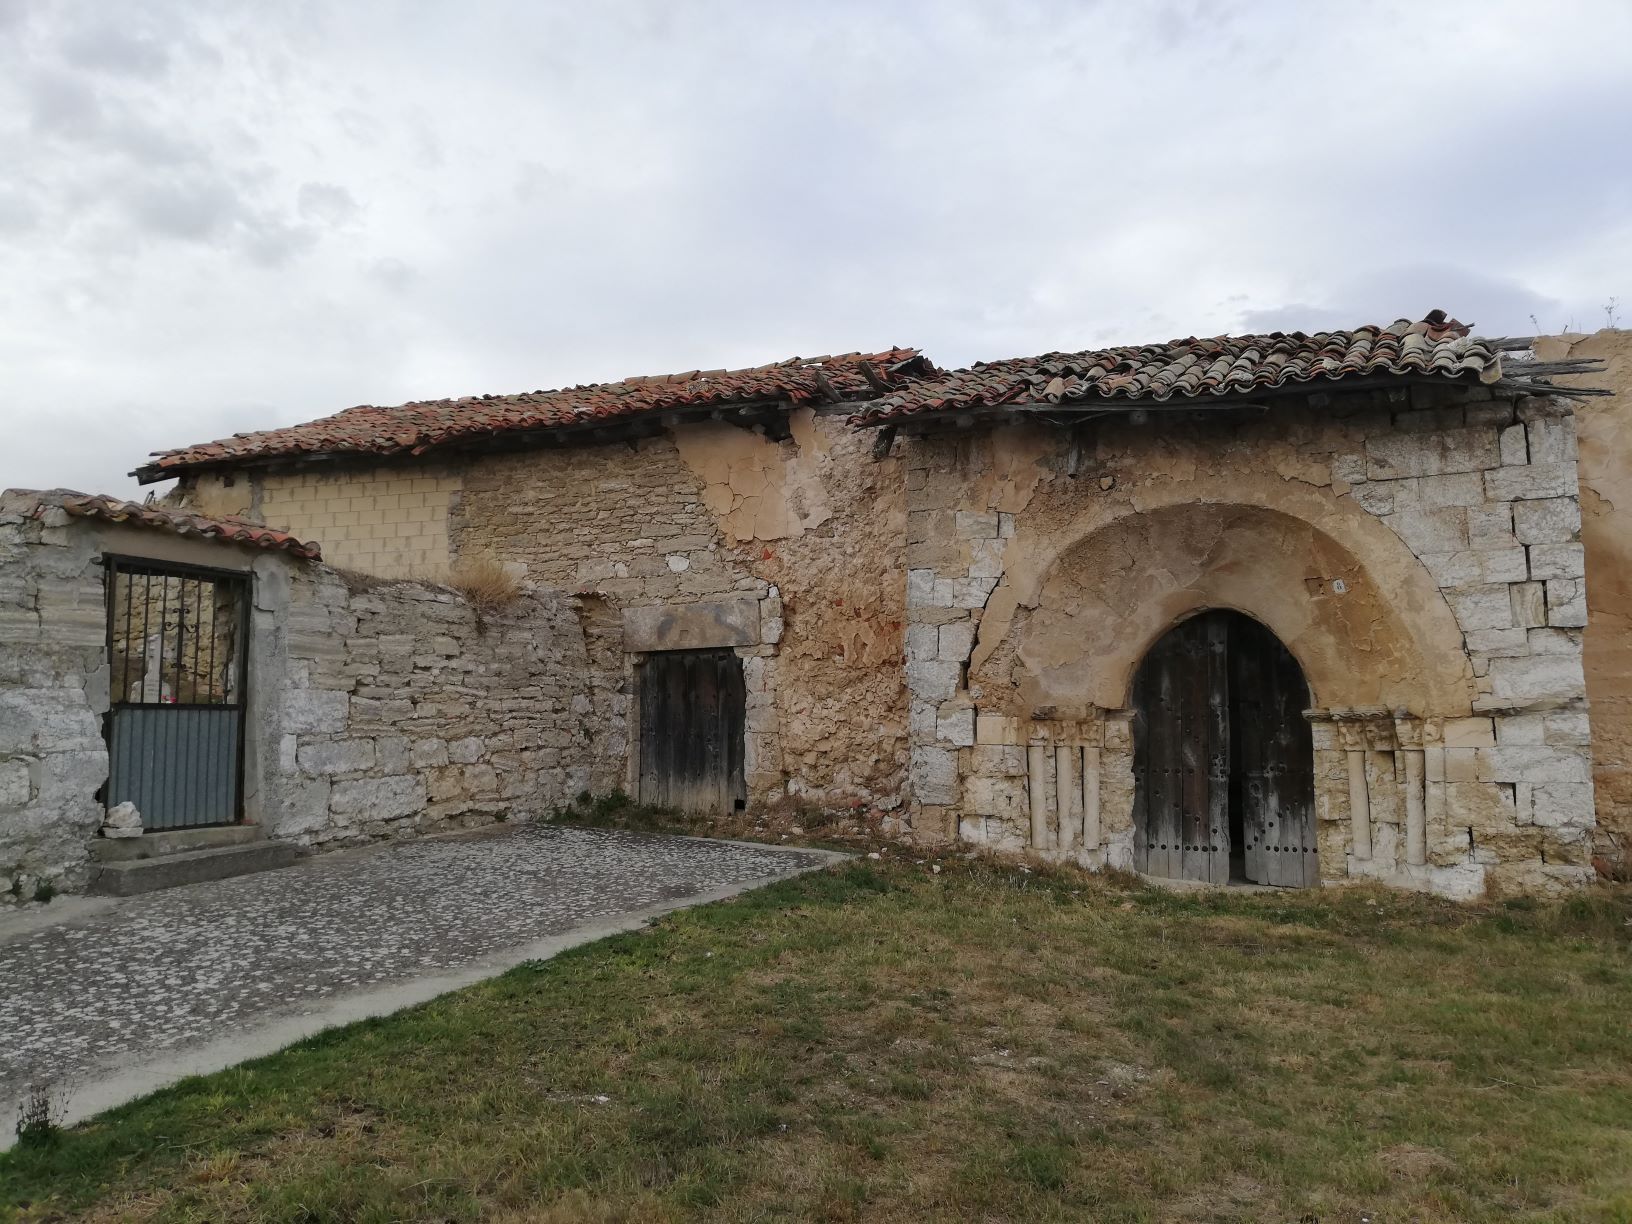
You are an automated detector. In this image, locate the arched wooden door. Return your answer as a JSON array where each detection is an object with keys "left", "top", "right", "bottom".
[{"left": 1131, "top": 610, "right": 1317, "bottom": 887}]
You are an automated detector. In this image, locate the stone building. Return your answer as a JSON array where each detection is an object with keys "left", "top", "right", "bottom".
[
  {"left": 849, "top": 317, "right": 1606, "bottom": 899},
  {"left": 141, "top": 352, "right": 931, "bottom": 817},
  {"left": 5, "top": 314, "right": 1617, "bottom": 901}
]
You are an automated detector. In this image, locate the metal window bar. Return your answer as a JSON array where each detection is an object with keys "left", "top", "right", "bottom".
[{"left": 104, "top": 556, "right": 251, "bottom": 830}]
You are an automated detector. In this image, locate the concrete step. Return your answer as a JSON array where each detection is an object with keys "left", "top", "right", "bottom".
[
  {"left": 90, "top": 824, "right": 265, "bottom": 863},
  {"left": 88, "top": 841, "right": 301, "bottom": 897}
]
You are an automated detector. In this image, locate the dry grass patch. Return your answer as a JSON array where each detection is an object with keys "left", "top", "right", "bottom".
[
  {"left": 4, "top": 862, "right": 1632, "bottom": 1222},
  {"left": 445, "top": 552, "right": 524, "bottom": 616}
]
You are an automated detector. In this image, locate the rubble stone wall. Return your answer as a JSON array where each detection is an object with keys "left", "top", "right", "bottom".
[
  {"left": 0, "top": 490, "right": 607, "bottom": 899},
  {"left": 900, "top": 383, "right": 1596, "bottom": 898},
  {"left": 257, "top": 564, "right": 604, "bottom": 848},
  {"left": 0, "top": 494, "right": 111, "bottom": 900}
]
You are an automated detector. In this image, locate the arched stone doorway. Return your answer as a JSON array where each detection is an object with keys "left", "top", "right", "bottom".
[{"left": 1131, "top": 610, "right": 1317, "bottom": 887}]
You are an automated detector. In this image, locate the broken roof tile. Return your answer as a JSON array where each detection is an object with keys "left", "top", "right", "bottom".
[
  {"left": 851, "top": 312, "right": 1500, "bottom": 425},
  {"left": 35, "top": 492, "right": 323, "bottom": 560}
]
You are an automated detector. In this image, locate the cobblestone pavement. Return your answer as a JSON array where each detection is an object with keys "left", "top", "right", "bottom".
[{"left": 0, "top": 825, "right": 833, "bottom": 1113}]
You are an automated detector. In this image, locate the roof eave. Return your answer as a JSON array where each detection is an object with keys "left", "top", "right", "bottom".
[
  {"left": 852, "top": 368, "right": 1527, "bottom": 431},
  {"left": 133, "top": 395, "right": 812, "bottom": 484}
]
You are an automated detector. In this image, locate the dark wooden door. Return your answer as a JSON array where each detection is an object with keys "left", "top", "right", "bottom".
[
  {"left": 1132, "top": 611, "right": 1316, "bottom": 887},
  {"left": 1229, "top": 617, "right": 1318, "bottom": 887},
  {"left": 1132, "top": 615, "right": 1229, "bottom": 884},
  {"left": 638, "top": 649, "right": 746, "bottom": 814}
]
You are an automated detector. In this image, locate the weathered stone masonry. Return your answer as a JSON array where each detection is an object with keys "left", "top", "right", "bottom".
[
  {"left": 257, "top": 566, "right": 607, "bottom": 849},
  {"left": 451, "top": 411, "right": 908, "bottom": 811},
  {"left": 0, "top": 491, "right": 606, "bottom": 900},
  {"left": 0, "top": 494, "right": 110, "bottom": 899},
  {"left": 183, "top": 410, "right": 911, "bottom": 813},
  {"left": 139, "top": 326, "right": 1621, "bottom": 898},
  {"left": 899, "top": 384, "right": 1596, "bottom": 898}
]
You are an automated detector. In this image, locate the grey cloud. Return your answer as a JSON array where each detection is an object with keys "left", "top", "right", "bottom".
[
  {"left": 115, "top": 170, "right": 321, "bottom": 267},
  {"left": 27, "top": 70, "right": 102, "bottom": 136},
  {"left": 121, "top": 174, "right": 243, "bottom": 240},
  {"left": 59, "top": 25, "right": 170, "bottom": 77},
  {"left": 239, "top": 216, "right": 319, "bottom": 268},
  {"left": 0, "top": 191, "right": 40, "bottom": 234},
  {"left": 297, "top": 182, "right": 359, "bottom": 228},
  {"left": 367, "top": 257, "right": 417, "bottom": 294}
]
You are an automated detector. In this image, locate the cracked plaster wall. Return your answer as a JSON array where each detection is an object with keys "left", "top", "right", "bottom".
[{"left": 901, "top": 383, "right": 1596, "bottom": 899}]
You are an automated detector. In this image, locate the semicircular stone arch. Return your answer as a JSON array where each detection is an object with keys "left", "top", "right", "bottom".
[{"left": 995, "top": 501, "right": 1475, "bottom": 717}]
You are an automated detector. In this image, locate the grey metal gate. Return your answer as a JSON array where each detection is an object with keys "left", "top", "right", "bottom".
[{"left": 105, "top": 556, "right": 250, "bottom": 830}]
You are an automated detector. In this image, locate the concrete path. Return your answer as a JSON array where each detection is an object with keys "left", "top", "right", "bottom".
[{"left": 0, "top": 824, "right": 840, "bottom": 1147}]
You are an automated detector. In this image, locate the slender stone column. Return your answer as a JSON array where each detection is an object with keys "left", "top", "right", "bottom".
[
  {"left": 1403, "top": 749, "right": 1427, "bottom": 866},
  {"left": 1054, "top": 745, "right": 1080, "bottom": 854},
  {"left": 1027, "top": 744, "right": 1051, "bottom": 850},
  {"left": 1082, "top": 745, "right": 1102, "bottom": 850},
  {"left": 1347, "top": 748, "right": 1373, "bottom": 861}
]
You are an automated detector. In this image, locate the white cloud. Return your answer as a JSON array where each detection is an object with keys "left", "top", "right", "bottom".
[{"left": 0, "top": 0, "right": 1628, "bottom": 498}]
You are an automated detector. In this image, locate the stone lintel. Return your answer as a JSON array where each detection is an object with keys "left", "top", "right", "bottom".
[{"left": 621, "top": 598, "right": 761, "bottom": 652}]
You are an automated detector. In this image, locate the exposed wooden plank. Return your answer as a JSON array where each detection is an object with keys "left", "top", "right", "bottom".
[{"left": 1202, "top": 616, "right": 1230, "bottom": 885}]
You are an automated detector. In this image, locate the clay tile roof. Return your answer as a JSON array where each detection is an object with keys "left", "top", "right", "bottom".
[
  {"left": 38, "top": 492, "right": 322, "bottom": 560},
  {"left": 851, "top": 312, "right": 1502, "bottom": 425},
  {"left": 136, "top": 349, "right": 929, "bottom": 483}
]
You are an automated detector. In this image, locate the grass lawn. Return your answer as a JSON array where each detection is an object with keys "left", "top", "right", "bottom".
[{"left": 4, "top": 851, "right": 1632, "bottom": 1222}]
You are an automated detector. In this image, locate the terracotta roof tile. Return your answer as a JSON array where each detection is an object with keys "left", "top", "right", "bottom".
[
  {"left": 851, "top": 313, "right": 1501, "bottom": 425},
  {"left": 137, "top": 350, "right": 927, "bottom": 482},
  {"left": 35, "top": 492, "right": 322, "bottom": 560}
]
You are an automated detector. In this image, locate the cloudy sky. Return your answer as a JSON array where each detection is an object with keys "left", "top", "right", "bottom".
[{"left": 2, "top": 0, "right": 1629, "bottom": 497}]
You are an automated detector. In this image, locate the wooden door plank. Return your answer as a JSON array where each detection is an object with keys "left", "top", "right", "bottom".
[
  {"left": 1203, "top": 615, "right": 1230, "bottom": 885},
  {"left": 1230, "top": 616, "right": 1316, "bottom": 888},
  {"left": 1178, "top": 624, "right": 1207, "bottom": 882}
]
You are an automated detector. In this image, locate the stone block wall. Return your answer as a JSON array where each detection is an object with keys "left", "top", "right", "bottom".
[
  {"left": 258, "top": 565, "right": 605, "bottom": 848},
  {"left": 899, "top": 383, "right": 1597, "bottom": 898},
  {"left": 0, "top": 495, "right": 110, "bottom": 900}
]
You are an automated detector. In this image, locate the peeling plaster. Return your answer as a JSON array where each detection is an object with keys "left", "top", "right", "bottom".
[{"left": 671, "top": 409, "right": 833, "bottom": 544}]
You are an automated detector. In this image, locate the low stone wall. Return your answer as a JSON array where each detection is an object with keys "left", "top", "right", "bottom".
[
  {"left": 0, "top": 495, "right": 110, "bottom": 900},
  {"left": 0, "top": 490, "right": 607, "bottom": 901},
  {"left": 260, "top": 566, "right": 604, "bottom": 848}
]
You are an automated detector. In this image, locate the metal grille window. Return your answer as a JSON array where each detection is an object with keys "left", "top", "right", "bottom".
[{"left": 105, "top": 556, "right": 250, "bottom": 830}]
